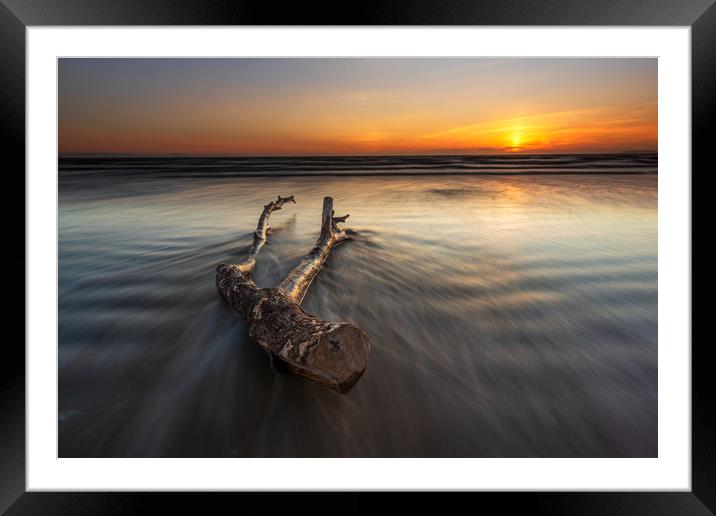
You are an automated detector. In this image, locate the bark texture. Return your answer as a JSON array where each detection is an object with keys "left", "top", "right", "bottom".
[{"left": 216, "top": 196, "right": 370, "bottom": 393}]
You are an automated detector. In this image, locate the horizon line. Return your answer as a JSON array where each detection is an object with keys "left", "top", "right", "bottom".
[{"left": 58, "top": 149, "right": 658, "bottom": 159}]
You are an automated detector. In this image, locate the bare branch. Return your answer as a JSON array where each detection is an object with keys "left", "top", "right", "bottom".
[
  {"left": 278, "top": 197, "right": 349, "bottom": 304},
  {"left": 216, "top": 195, "right": 370, "bottom": 393},
  {"left": 237, "top": 194, "right": 295, "bottom": 273}
]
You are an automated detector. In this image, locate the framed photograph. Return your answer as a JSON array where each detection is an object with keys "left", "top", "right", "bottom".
[{"left": 4, "top": 0, "right": 709, "bottom": 513}]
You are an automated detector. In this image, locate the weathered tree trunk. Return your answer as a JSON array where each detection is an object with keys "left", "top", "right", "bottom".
[{"left": 216, "top": 196, "right": 370, "bottom": 393}]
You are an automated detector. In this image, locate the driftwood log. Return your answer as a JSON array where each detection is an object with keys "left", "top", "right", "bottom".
[{"left": 216, "top": 195, "right": 370, "bottom": 393}]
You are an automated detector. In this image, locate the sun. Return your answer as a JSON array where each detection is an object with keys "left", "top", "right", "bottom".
[{"left": 510, "top": 131, "right": 523, "bottom": 149}]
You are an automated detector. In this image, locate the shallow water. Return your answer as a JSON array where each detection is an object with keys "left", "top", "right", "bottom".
[{"left": 58, "top": 165, "right": 657, "bottom": 457}]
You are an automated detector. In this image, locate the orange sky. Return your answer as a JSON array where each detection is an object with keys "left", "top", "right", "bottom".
[{"left": 58, "top": 58, "right": 657, "bottom": 156}]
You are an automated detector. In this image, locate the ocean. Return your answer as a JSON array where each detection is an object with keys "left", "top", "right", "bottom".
[{"left": 58, "top": 153, "right": 657, "bottom": 457}]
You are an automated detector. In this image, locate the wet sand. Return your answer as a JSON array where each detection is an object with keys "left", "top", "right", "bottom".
[{"left": 59, "top": 171, "right": 657, "bottom": 457}]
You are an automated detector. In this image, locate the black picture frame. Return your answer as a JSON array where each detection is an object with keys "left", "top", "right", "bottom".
[{"left": 2, "top": 1, "right": 708, "bottom": 514}]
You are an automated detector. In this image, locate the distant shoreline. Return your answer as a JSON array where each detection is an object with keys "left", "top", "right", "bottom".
[
  {"left": 57, "top": 153, "right": 657, "bottom": 178},
  {"left": 58, "top": 171, "right": 657, "bottom": 179}
]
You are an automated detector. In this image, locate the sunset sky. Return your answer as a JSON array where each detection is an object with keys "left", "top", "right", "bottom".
[{"left": 58, "top": 58, "right": 657, "bottom": 156}]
